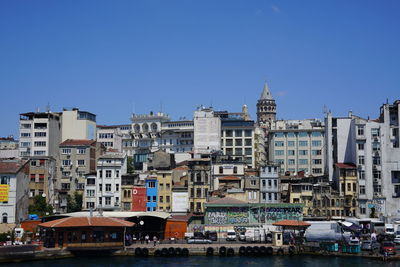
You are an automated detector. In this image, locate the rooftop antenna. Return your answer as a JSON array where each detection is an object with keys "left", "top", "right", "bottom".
[
  {"left": 46, "top": 103, "right": 50, "bottom": 113},
  {"left": 323, "top": 105, "right": 329, "bottom": 115}
]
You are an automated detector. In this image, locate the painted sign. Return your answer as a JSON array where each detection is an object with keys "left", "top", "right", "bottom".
[
  {"left": 131, "top": 187, "right": 146, "bottom": 211},
  {"left": 172, "top": 192, "right": 189, "bottom": 212},
  {"left": 0, "top": 184, "right": 9, "bottom": 202},
  {"left": 250, "top": 206, "right": 303, "bottom": 224},
  {"left": 206, "top": 207, "right": 249, "bottom": 225}
]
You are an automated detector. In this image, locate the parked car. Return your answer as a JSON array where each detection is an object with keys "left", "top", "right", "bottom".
[
  {"left": 347, "top": 237, "right": 360, "bottom": 246},
  {"left": 205, "top": 231, "right": 218, "bottom": 241},
  {"left": 361, "top": 240, "right": 380, "bottom": 251},
  {"left": 239, "top": 232, "right": 246, "bottom": 242},
  {"left": 226, "top": 230, "right": 236, "bottom": 241},
  {"left": 393, "top": 235, "right": 400, "bottom": 245},
  {"left": 380, "top": 241, "right": 396, "bottom": 255},
  {"left": 187, "top": 238, "right": 212, "bottom": 244}
]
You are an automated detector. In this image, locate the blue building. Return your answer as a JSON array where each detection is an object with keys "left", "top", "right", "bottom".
[{"left": 145, "top": 177, "right": 158, "bottom": 211}]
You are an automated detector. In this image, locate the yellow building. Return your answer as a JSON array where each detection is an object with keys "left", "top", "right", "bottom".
[
  {"left": 335, "top": 163, "right": 358, "bottom": 217},
  {"left": 157, "top": 170, "right": 173, "bottom": 212}
]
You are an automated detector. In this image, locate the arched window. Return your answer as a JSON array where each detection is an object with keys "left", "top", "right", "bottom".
[
  {"left": 124, "top": 190, "right": 127, "bottom": 198},
  {"left": 196, "top": 172, "right": 201, "bottom": 182},
  {"left": 2, "top": 213, "right": 7, "bottom": 224},
  {"left": 128, "top": 190, "right": 131, "bottom": 198}
]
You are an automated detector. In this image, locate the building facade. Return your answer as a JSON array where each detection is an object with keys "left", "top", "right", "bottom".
[
  {"left": 259, "top": 165, "right": 280, "bottom": 203},
  {"left": 61, "top": 108, "right": 96, "bottom": 142}
]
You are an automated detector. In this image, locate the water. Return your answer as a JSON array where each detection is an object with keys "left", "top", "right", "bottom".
[{"left": 5, "top": 255, "right": 397, "bottom": 267}]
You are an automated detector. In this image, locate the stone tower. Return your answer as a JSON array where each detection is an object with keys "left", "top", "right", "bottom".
[{"left": 256, "top": 81, "right": 276, "bottom": 128}]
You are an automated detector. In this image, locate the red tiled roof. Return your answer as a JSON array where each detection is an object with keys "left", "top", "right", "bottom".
[
  {"left": 335, "top": 163, "right": 356, "bottom": 169},
  {"left": 208, "top": 197, "right": 246, "bottom": 205},
  {"left": 219, "top": 176, "right": 241, "bottom": 181},
  {"left": 272, "top": 220, "right": 311, "bottom": 227},
  {"left": 38, "top": 217, "right": 134, "bottom": 228},
  {"left": 0, "top": 160, "right": 26, "bottom": 174},
  {"left": 59, "top": 139, "right": 96, "bottom": 147}
]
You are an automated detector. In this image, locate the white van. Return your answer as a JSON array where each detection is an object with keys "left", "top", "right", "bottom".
[
  {"left": 226, "top": 230, "right": 236, "bottom": 241},
  {"left": 385, "top": 224, "right": 395, "bottom": 236}
]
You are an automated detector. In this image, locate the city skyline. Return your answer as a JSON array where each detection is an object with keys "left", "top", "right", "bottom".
[{"left": 1, "top": 0, "right": 400, "bottom": 137}]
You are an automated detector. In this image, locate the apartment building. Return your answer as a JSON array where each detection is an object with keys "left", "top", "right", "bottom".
[
  {"left": 193, "top": 107, "right": 221, "bottom": 154},
  {"left": 61, "top": 108, "right": 96, "bottom": 142},
  {"left": 19, "top": 112, "right": 61, "bottom": 158},
  {"left": 157, "top": 170, "right": 172, "bottom": 212},
  {"left": 188, "top": 157, "right": 211, "bottom": 213},
  {"left": 96, "top": 125, "right": 124, "bottom": 152},
  {"left": 259, "top": 165, "right": 280, "bottom": 203},
  {"left": 0, "top": 159, "right": 29, "bottom": 233},
  {"left": 160, "top": 120, "right": 194, "bottom": 154},
  {"left": 268, "top": 119, "right": 325, "bottom": 176},
  {"left": 57, "top": 139, "right": 103, "bottom": 212},
  {"left": 96, "top": 153, "right": 127, "bottom": 210}
]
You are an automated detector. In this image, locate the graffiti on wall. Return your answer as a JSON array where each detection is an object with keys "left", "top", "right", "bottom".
[
  {"left": 250, "top": 206, "right": 302, "bottom": 224},
  {"left": 207, "top": 207, "right": 249, "bottom": 225}
]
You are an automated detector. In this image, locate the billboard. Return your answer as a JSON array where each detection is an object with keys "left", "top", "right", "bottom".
[
  {"left": 172, "top": 192, "right": 189, "bottom": 212},
  {"left": 131, "top": 187, "right": 147, "bottom": 212},
  {"left": 0, "top": 184, "right": 9, "bottom": 202}
]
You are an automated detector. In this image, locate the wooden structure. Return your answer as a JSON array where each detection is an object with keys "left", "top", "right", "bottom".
[{"left": 38, "top": 217, "right": 134, "bottom": 250}]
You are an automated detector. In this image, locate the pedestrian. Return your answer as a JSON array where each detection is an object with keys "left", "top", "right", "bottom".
[
  {"left": 145, "top": 234, "right": 150, "bottom": 244},
  {"left": 153, "top": 236, "right": 157, "bottom": 247}
]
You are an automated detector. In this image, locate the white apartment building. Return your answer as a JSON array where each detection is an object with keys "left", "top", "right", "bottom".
[
  {"left": 61, "top": 108, "right": 96, "bottom": 142},
  {"left": 83, "top": 172, "right": 97, "bottom": 210},
  {"left": 19, "top": 112, "right": 61, "bottom": 158},
  {"left": 160, "top": 120, "right": 194, "bottom": 153},
  {"left": 325, "top": 100, "right": 400, "bottom": 221},
  {"left": 268, "top": 119, "right": 325, "bottom": 176},
  {"left": 193, "top": 107, "right": 221, "bottom": 154},
  {"left": 259, "top": 165, "right": 281, "bottom": 203},
  {"left": 96, "top": 153, "right": 127, "bottom": 210},
  {"left": 97, "top": 125, "right": 124, "bottom": 151}
]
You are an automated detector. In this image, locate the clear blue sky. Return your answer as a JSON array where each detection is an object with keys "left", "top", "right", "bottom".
[{"left": 1, "top": 0, "right": 399, "bottom": 137}]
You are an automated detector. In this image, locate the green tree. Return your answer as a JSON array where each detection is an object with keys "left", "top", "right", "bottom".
[
  {"left": 28, "top": 195, "right": 54, "bottom": 217},
  {"left": 67, "top": 192, "right": 83, "bottom": 213},
  {"left": 127, "top": 156, "right": 134, "bottom": 173}
]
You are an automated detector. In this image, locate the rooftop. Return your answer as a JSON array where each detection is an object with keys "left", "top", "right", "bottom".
[
  {"left": 0, "top": 160, "right": 27, "bottom": 174},
  {"left": 60, "top": 139, "right": 96, "bottom": 147},
  {"left": 39, "top": 217, "right": 134, "bottom": 228}
]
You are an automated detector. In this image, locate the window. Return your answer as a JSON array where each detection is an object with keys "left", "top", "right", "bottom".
[
  {"left": 371, "top": 128, "right": 380, "bottom": 137},
  {"left": 235, "top": 139, "right": 242, "bottom": 146},
  {"left": 262, "top": 180, "right": 266, "bottom": 187},
  {"left": 268, "top": 180, "right": 272, "bottom": 187},
  {"left": 312, "top": 140, "right": 321, "bottom": 146},
  {"left": 373, "top": 156, "right": 381, "bottom": 165},
  {"left": 287, "top": 132, "right": 295, "bottom": 137},
  {"left": 2, "top": 213, "right": 7, "bottom": 224},
  {"left": 358, "top": 143, "right": 364, "bottom": 150},
  {"left": 275, "top": 159, "right": 284, "bottom": 165},
  {"left": 373, "top": 170, "right": 381, "bottom": 179},
  {"left": 29, "top": 189, "right": 35, "bottom": 197},
  {"left": 105, "top": 197, "right": 111, "bottom": 206},
  {"left": 312, "top": 150, "right": 321, "bottom": 155},
  {"left": 288, "top": 159, "right": 295, "bottom": 165},
  {"left": 148, "top": 181, "right": 156, "bottom": 188},
  {"left": 225, "top": 139, "right": 233, "bottom": 146},
  {"left": 299, "top": 159, "right": 308, "bottom": 165},
  {"left": 312, "top": 159, "right": 322, "bottom": 164},
  {"left": 287, "top": 141, "right": 295, "bottom": 147},
  {"left": 372, "top": 142, "right": 380, "bottom": 151},
  {"left": 244, "top": 130, "right": 252, "bottom": 137},
  {"left": 87, "top": 190, "right": 95, "bottom": 197},
  {"left": 77, "top": 160, "right": 85, "bottom": 166},
  {"left": 99, "top": 184, "right": 102, "bottom": 191},
  {"left": 275, "top": 141, "right": 284, "bottom": 147},
  {"left": 245, "top": 139, "right": 252, "bottom": 146},
  {"left": 34, "top": 141, "right": 46, "bottom": 147},
  {"left": 116, "top": 184, "right": 119, "bottom": 191},
  {"left": 166, "top": 196, "right": 170, "bottom": 203},
  {"left": 358, "top": 156, "right": 365, "bottom": 165},
  {"left": 275, "top": 150, "right": 284, "bottom": 156},
  {"left": 87, "top": 178, "right": 95, "bottom": 185},
  {"left": 159, "top": 196, "right": 163, "bottom": 203},
  {"left": 312, "top": 168, "right": 322, "bottom": 174},
  {"left": 235, "top": 130, "right": 242, "bottom": 137},
  {"left": 30, "top": 174, "right": 36, "bottom": 182},
  {"left": 77, "top": 148, "right": 86, "bottom": 154},
  {"left": 34, "top": 132, "right": 46, "bottom": 137},
  {"left": 166, "top": 183, "right": 170, "bottom": 189},
  {"left": 245, "top": 148, "right": 252, "bottom": 155},
  {"left": 250, "top": 179, "right": 257, "bottom": 186},
  {"left": 373, "top": 184, "right": 382, "bottom": 193},
  {"left": 34, "top": 150, "right": 46, "bottom": 156},
  {"left": 311, "top": 132, "right": 322, "bottom": 137},
  {"left": 62, "top": 148, "right": 71, "bottom": 154},
  {"left": 225, "top": 130, "right": 233, "bottom": 137},
  {"left": 196, "top": 188, "right": 202, "bottom": 198},
  {"left": 116, "top": 170, "right": 120, "bottom": 178},
  {"left": 152, "top": 196, "right": 156, "bottom": 202},
  {"left": 233, "top": 167, "right": 238, "bottom": 174},
  {"left": 357, "top": 126, "right": 364, "bottom": 136},
  {"left": 275, "top": 132, "right": 284, "bottom": 138},
  {"left": 299, "top": 141, "right": 308, "bottom": 146},
  {"left": 106, "top": 170, "right": 112, "bottom": 178},
  {"left": 106, "top": 184, "right": 111, "bottom": 192},
  {"left": 235, "top": 148, "right": 242, "bottom": 155},
  {"left": 299, "top": 150, "right": 307, "bottom": 155},
  {"left": 20, "top": 132, "right": 30, "bottom": 137},
  {"left": 298, "top": 132, "right": 308, "bottom": 137},
  {"left": 62, "top": 160, "right": 71, "bottom": 166},
  {"left": 358, "top": 170, "right": 365, "bottom": 180}
]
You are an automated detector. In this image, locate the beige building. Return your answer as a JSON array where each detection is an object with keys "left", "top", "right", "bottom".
[
  {"left": 61, "top": 108, "right": 96, "bottom": 142},
  {"left": 28, "top": 157, "right": 57, "bottom": 207},
  {"left": 57, "top": 139, "right": 104, "bottom": 212},
  {"left": 157, "top": 170, "right": 173, "bottom": 212},
  {"left": 188, "top": 157, "right": 211, "bottom": 213}
]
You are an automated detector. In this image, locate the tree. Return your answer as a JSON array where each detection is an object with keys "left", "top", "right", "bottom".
[
  {"left": 67, "top": 192, "right": 83, "bottom": 213},
  {"left": 127, "top": 156, "right": 134, "bottom": 173},
  {"left": 28, "top": 195, "right": 54, "bottom": 217}
]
